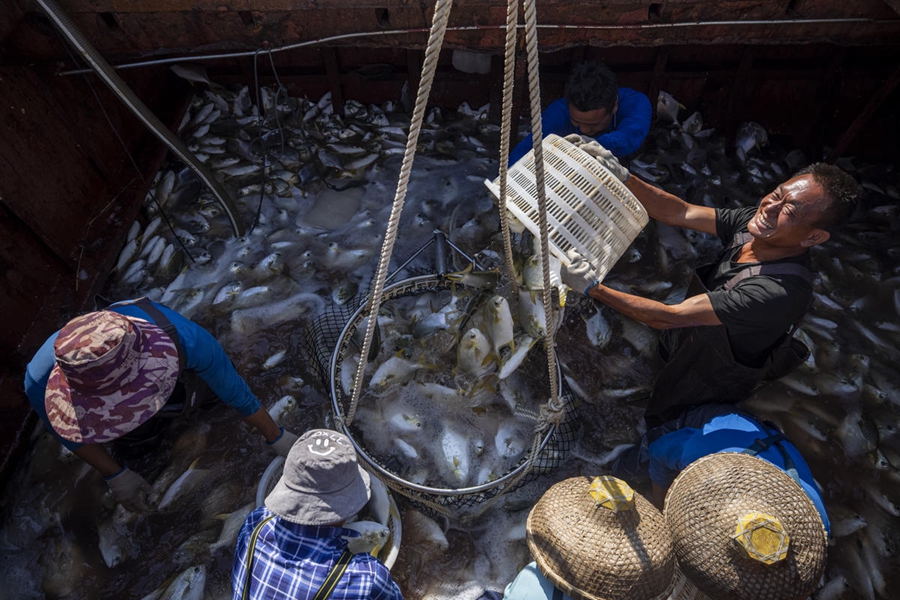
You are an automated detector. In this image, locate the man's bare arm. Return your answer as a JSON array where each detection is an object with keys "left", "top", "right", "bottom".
[
  {"left": 587, "top": 284, "right": 722, "bottom": 330},
  {"left": 625, "top": 175, "right": 718, "bottom": 235}
]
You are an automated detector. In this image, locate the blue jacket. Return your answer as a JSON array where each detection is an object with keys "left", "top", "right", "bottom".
[
  {"left": 508, "top": 89, "right": 651, "bottom": 165},
  {"left": 503, "top": 562, "right": 573, "bottom": 600},
  {"left": 24, "top": 300, "right": 262, "bottom": 450},
  {"left": 648, "top": 412, "right": 831, "bottom": 535}
]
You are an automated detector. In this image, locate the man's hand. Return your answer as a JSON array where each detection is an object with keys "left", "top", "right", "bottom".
[
  {"left": 561, "top": 249, "right": 600, "bottom": 296},
  {"left": 107, "top": 468, "right": 153, "bottom": 513},
  {"left": 269, "top": 427, "right": 299, "bottom": 457},
  {"left": 564, "top": 134, "right": 629, "bottom": 182}
]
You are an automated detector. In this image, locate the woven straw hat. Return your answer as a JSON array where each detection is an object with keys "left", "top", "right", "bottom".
[
  {"left": 526, "top": 476, "right": 675, "bottom": 600},
  {"left": 664, "top": 453, "right": 827, "bottom": 600}
]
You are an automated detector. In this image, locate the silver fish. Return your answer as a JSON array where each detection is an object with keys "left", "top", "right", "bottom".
[
  {"left": 485, "top": 296, "right": 515, "bottom": 356},
  {"left": 157, "top": 458, "right": 209, "bottom": 511},
  {"left": 457, "top": 327, "right": 494, "bottom": 376}
]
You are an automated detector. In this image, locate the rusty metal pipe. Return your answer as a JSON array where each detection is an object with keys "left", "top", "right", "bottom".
[
  {"left": 58, "top": 18, "right": 883, "bottom": 77},
  {"left": 36, "top": 0, "right": 246, "bottom": 237}
]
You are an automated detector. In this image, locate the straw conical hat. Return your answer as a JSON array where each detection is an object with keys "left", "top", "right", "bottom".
[
  {"left": 663, "top": 453, "right": 827, "bottom": 600},
  {"left": 526, "top": 476, "right": 675, "bottom": 600}
]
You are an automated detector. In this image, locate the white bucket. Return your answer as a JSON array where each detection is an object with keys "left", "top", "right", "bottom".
[
  {"left": 485, "top": 133, "right": 648, "bottom": 284},
  {"left": 256, "top": 456, "right": 403, "bottom": 570}
]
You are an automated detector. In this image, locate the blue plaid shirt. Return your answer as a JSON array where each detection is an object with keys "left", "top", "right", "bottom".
[{"left": 232, "top": 507, "right": 403, "bottom": 600}]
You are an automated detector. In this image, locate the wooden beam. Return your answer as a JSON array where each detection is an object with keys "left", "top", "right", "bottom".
[
  {"left": 322, "top": 47, "right": 344, "bottom": 117},
  {"left": 725, "top": 47, "right": 755, "bottom": 137},
  {"left": 488, "top": 54, "right": 503, "bottom": 123},
  {"left": 827, "top": 63, "right": 900, "bottom": 163},
  {"left": 648, "top": 47, "right": 670, "bottom": 120},
  {"left": 405, "top": 49, "right": 422, "bottom": 114}
]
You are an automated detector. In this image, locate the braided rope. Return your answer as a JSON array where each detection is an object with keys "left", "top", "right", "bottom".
[
  {"left": 345, "top": 0, "right": 454, "bottom": 425},
  {"left": 496, "top": 0, "right": 520, "bottom": 295},
  {"left": 522, "top": 0, "right": 563, "bottom": 418}
]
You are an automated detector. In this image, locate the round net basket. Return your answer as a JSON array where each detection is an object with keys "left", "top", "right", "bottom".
[
  {"left": 256, "top": 456, "right": 403, "bottom": 570},
  {"left": 484, "top": 133, "right": 648, "bottom": 281},
  {"left": 329, "top": 274, "right": 578, "bottom": 520}
]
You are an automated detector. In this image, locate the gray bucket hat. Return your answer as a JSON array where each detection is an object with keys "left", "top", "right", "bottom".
[{"left": 266, "top": 429, "right": 371, "bottom": 525}]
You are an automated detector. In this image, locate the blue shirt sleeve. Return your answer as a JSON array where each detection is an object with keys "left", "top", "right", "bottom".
[
  {"left": 24, "top": 331, "right": 82, "bottom": 450},
  {"left": 24, "top": 301, "right": 263, "bottom": 451},
  {"left": 596, "top": 88, "right": 651, "bottom": 158},
  {"left": 113, "top": 301, "right": 262, "bottom": 418},
  {"left": 508, "top": 99, "right": 574, "bottom": 165}
]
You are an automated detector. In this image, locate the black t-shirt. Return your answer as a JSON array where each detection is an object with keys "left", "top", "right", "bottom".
[{"left": 705, "top": 207, "right": 812, "bottom": 367}]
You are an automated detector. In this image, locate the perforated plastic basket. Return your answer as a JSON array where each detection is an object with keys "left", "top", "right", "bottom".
[
  {"left": 485, "top": 133, "right": 648, "bottom": 282},
  {"left": 256, "top": 456, "right": 403, "bottom": 570}
]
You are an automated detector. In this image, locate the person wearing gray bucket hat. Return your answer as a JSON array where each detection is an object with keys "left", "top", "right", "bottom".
[
  {"left": 232, "top": 429, "right": 403, "bottom": 600},
  {"left": 24, "top": 297, "right": 299, "bottom": 512}
]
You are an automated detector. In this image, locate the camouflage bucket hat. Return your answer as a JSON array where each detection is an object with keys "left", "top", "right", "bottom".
[{"left": 45, "top": 311, "right": 179, "bottom": 444}]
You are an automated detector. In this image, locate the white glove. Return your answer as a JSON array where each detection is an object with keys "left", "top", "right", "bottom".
[
  {"left": 561, "top": 249, "right": 599, "bottom": 296},
  {"left": 269, "top": 427, "right": 300, "bottom": 457},
  {"left": 107, "top": 468, "right": 153, "bottom": 513},
  {"left": 564, "top": 134, "right": 629, "bottom": 182}
]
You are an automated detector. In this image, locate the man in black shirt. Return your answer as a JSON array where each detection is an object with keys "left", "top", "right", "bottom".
[{"left": 561, "top": 151, "right": 859, "bottom": 427}]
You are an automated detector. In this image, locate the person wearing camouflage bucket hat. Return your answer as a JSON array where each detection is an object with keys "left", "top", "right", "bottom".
[{"left": 24, "top": 298, "right": 300, "bottom": 512}]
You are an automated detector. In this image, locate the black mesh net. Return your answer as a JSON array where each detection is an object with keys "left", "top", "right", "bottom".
[{"left": 304, "top": 272, "right": 579, "bottom": 518}]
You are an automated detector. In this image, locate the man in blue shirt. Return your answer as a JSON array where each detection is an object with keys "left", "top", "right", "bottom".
[
  {"left": 643, "top": 404, "right": 830, "bottom": 536},
  {"left": 24, "top": 297, "right": 298, "bottom": 512},
  {"left": 508, "top": 61, "right": 651, "bottom": 165},
  {"left": 233, "top": 429, "right": 403, "bottom": 600}
]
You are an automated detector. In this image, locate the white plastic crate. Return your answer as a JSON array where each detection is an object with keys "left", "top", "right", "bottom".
[{"left": 485, "top": 134, "right": 648, "bottom": 283}]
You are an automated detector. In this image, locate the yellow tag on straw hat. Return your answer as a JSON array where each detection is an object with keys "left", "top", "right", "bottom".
[
  {"left": 733, "top": 511, "right": 790, "bottom": 564},
  {"left": 588, "top": 476, "right": 634, "bottom": 512}
]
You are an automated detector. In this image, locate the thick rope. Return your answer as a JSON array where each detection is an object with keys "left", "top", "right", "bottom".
[
  {"left": 345, "top": 0, "right": 454, "bottom": 426},
  {"left": 522, "top": 0, "right": 563, "bottom": 419},
  {"left": 496, "top": 0, "right": 520, "bottom": 294}
]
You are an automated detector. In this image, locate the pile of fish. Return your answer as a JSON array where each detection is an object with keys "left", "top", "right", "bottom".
[
  {"left": 0, "top": 75, "right": 898, "bottom": 600},
  {"left": 345, "top": 276, "right": 564, "bottom": 489}
]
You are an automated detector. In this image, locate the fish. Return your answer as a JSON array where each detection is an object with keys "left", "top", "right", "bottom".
[
  {"left": 518, "top": 290, "right": 548, "bottom": 339},
  {"left": 263, "top": 350, "right": 287, "bottom": 370},
  {"left": 814, "top": 575, "right": 849, "bottom": 600},
  {"left": 439, "top": 425, "right": 471, "bottom": 484},
  {"left": 864, "top": 484, "right": 900, "bottom": 518},
  {"left": 268, "top": 395, "right": 297, "bottom": 424},
  {"left": 485, "top": 296, "right": 515, "bottom": 356},
  {"left": 656, "top": 91, "right": 683, "bottom": 125},
  {"left": 115, "top": 238, "right": 139, "bottom": 272},
  {"left": 157, "top": 458, "right": 210, "bottom": 511},
  {"left": 370, "top": 356, "right": 425, "bottom": 390},
  {"left": 209, "top": 503, "right": 254, "bottom": 554},
  {"left": 342, "top": 521, "right": 390, "bottom": 555},
  {"left": 521, "top": 255, "right": 544, "bottom": 290},
  {"left": 212, "top": 282, "right": 242, "bottom": 305},
  {"left": 445, "top": 264, "right": 502, "bottom": 289},
  {"left": 495, "top": 421, "right": 527, "bottom": 459},
  {"left": 139, "top": 565, "right": 207, "bottom": 600},
  {"left": 498, "top": 335, "right": 537, "bottom": 380},
  {"left": 403, "top": 510, "right": 449, "bottom": 552},
  {"left": 127, "top": 220, "right": 141, "bottom": 242},
  {"left": 583, "top": 308, "right": 611, "bottom": 348},
  {"left": 97, "top": 513, "right": 132, "bottom": 568},
  {"left": 457, "top": 327, "right": 494, "bottom": 376},
  {"left": 156, "top": 170, "right": 177, "bottom": 206},
  {"left": 830, "top": 512, "right": 868, "bottom": 538}
]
